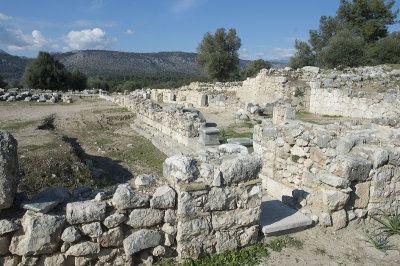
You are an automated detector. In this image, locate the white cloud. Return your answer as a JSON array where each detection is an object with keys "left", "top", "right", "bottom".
[
  {"left": 240, "top": 47, "right": 249, "bottom": 58},
  {"left": 126, "top": 29, "right": 134, "bottom": 35},
  {"left": 71, "top": 19, "right": 117, "bottom": 28},
  {"left": 172, "top": 0, "right": 197, "bottom": 14},
  {"left": 63, "top": 28, "right": 113, "bottom": 50},
  {"left": 0, "top": 13, "right": 12, "bottom": 20},
  {"left": 0, "top": 24, "right": 58, "bottom": 51},
  {"left": 267, "top": 48, "right": 295, "bottom": 61}
]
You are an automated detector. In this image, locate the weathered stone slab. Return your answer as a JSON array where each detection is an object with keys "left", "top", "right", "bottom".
[
  {"left": 219, "top": 154, "right": 263, "bottom": 185},
  {"left": 123, "top": 229, "right": 162, "bottom": 256},
  {"left": 66, "top": 201, "right": 106, "bottom": 224},
  {"left": 65, "top": 241, "right": 100, "bottom": 256},
  {"left": 318, "top": 174, "right": 350, "bottom": 189},
  {"left": 9, "top": 211, "right": 65, "bottom": 256},
  {"left": 61, "top": 226, "right": 81, "bottom": 243},
  {"left": 198, "top": 127, "right": 220, "bottom": 146},
  {"left": 322, "top": 190, "right": 350, "bottom": 211},
  {"left": 0, "top": 219, "right": 18, "bottom": 235},
  {"left": 99, "top": 227, "right": 124, "bottom": 247},
  {"left": 126, "top": 209, "right": 164, "bottom": 228},
  {"left": 150, "top": 185, "right": 176, "bottom": 209},
  {"left": 163, "top": 155, "right": 199, "bottom": 185},
  {"left": 103, "top": 212, "right": 126, "bottom": 229},
  {"left": 259, "top": 200, "right": 312, "bottom": 235}
]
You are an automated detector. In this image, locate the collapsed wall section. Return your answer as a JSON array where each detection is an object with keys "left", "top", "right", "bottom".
[
  {"left": 254, "top": 119, "right": 400, "bottom": 229},
  {"left": 0, "top": 132, "right": 263, "bottom": 263}
]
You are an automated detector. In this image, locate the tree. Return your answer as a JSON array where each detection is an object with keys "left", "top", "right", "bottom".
[
  {"left": 0, "top": 74, "right": 7, "bottom": 88},
  {"left": 69, "top": 69, "right": 87, "bottom": 91},
  {"left": 88, "top": 76, "right": 110, "bottom": 91},
  {"left": 320, "top": 30, "right": 366, "bottom": 68},
  {"left": 337, "top": 0, "right": 399, "bottom": 42},
  {"left": 22, "top": 51, "right": 70, "bottom": 90},
  {"left": 242, "top": 59, "right": 271, "bottom": 78},
  {"left": 196, "top": 28, "right": 241, "bottom": 81},
  {"left": 288, "top": 40, "right": 315, "bottom": 69},
  {"left": 370, "top": 35, "right": 400, "bottom": 63}
]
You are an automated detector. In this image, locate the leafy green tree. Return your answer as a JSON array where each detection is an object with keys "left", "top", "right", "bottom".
[
  {"left": 0, "top": 74, "right": 8, "bottom": 88},
  {"left": 242, "top": 59, "right": 271, "bottom": 78},
  {"left": 196, "top": 28, "right": 241, "bottom": 81},
  {"left": 22, "top": 51, "right": 70, "bottom": 90},
  {"left": 370, "top": 35, "right": 400, "bottom": 63},
  {"left": 69, "top": 69, "right": 87, "bottom": 91},
  {"left": 320, "top": 30, "right": 366, "bottom": 68},
  {"left": 288, "top": 40, "right": 315, "bottom": 69},
  {"left": 309, "top": 16, "right": 345, "bottom": 53},
  {"left": 337, "top": 0, "right": 399, "bottom": 42},
  {"left": 88, "top": 76, "right": 110, "bottom": 91}
]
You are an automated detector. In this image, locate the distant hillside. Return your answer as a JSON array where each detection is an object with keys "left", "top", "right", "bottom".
[
  {"left": 0, "top": 49, "right": 286, "bottom": 82},
  {"left": 0, "top": 50, "right": 29, "bottom": 82}
]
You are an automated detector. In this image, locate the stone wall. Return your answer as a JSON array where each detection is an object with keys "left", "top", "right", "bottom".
[
  {"left": 101, "top": 93, "right": 206, "bottom": 155},
  {"left": 0, "top": 131, "right": 263, "bottom": 265},
  {"left": 309, "top": 84, "right": 400, "bottom": 119},
  {"left": 253, "top": 119, "right": 400, "bottom": 229}
]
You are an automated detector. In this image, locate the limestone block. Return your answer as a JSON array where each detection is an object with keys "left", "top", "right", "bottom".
[
  {"left": 291, "top": 145, "right": 306, "bottom": 157},
  {"left": 111, "top": 183, "right": 150, "bottom": 211},
  {"left": 218, "top": 144, "right": 248, "bottom": 154},
  {"left": 0, "top": 131, "right": 19, "bottom": 210},
  {"left": 351, "top": 182, "right": 370, "bottom": 209},
  {"left": 322, "top": 190, "right": 350, "bottom": 211},
  {"left": 65, "top": 241, "right": 100, "bottom": 256},
  {"left": 164, "top": 209, "right": 176, "bottom": 224},
  {"left": 126, "top": 209, "right": 164, "bottom": 228},
  {"left": 37, "top": 253, "right": 67, "bottom": 266},
  {"left": 219, "top": 154, "right": 263, "bottom": 185},
  {"left": 205, "top": 187, "right": 237, "bottom": 211},
  {"left": 238, "top": 183, "right": 262, "bottom": 209},
  {"left": 66, "top": 201, "right": 106, "bottom": 224},
  {"left": 211, "top": 207, "right": 260, "bottom": 230},
  {"left": 320, "top": 213, "right": 332, "bottom": 227},
  {"left": 331, "top": 154, "right": 372, "bottom": 182},
  {"left": 176, "top": 217, "right": 211, "bottom": 242},
  {"left": 61, "top": 226, "right": 81, "bottom": 243},
  {"left": 9, "top": 211, "right": 65, "bottom": 256},
  {"left": 103, "top": 212, "right": 127, "bottom": 229},
  {"left": 215, "top": 231, "right": 238, "bottom": 254},
  {"left": 332, "top": 210, "right": 347, "bottom": 230},
  {"left": 81, "top": 222, "right": 103, "bottom": 238},
  {"left": 0, "top": 219, "right": 18, "bottom": 235},
  {"left": 99, "top": 227, "right": 124, "bottom": 247},
  {"left": 163, "top": 155, "right": 199, "bottom": 186},
  {"left": 318, "top": 174, "right": 350, "bottom": 189},
  {"left": 123, "top": 229, "right": 162, "bottom": 256},
  {"left": 150, "top": 185, "right": 177, "bottom": 209},
  {"left": 315, "top": 135, "right": 333, "bottom": 148},
  {"left": 303, "top": 66, "right": 320, "bottom": 74}
]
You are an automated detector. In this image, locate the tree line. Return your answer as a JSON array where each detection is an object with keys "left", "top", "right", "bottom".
[{"left": 289, "top": 0, "right": 400, "bottom": 69}]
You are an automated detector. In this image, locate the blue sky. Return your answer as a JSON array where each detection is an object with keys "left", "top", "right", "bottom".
[{"left": 1, "top": 0, "right": 400, "bottom": 61}]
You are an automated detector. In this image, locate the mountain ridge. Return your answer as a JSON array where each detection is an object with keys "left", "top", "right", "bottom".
[{"left": 0, "top": 49, "right": 286, "bottom": 82}]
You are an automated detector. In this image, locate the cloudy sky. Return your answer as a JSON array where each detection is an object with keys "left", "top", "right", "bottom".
[{"left": 1, "top": 0, "right": 400, "bottom": 61}]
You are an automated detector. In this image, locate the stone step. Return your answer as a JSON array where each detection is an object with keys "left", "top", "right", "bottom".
[{"left": 259, "top": 200, "right": 313, "bottom": 236}]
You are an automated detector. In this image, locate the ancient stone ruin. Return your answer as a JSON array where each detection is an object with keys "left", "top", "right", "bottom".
[{"left": 1, "top": 65, "right": 400, "bottom": 264}]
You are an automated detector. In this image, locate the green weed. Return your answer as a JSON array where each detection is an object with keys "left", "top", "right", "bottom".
[
  {"left": 1, "top": 119, "right": 40, "bottom": 131},
  {"left": 370, "top": 209, "right": 400, "bottom": 236},
  {"left": 322, "top": 114, "right": 343, "bottom": 118},
  {"left": 364, "top": 229, "right": 394, "bottom": 252},
  {"left": 292, "top": 155, "right": 300, "bottom": 163}
]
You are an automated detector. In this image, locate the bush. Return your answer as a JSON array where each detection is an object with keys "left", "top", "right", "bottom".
[
  {"left": 320, "top": 30, "right": 366, "bottom": 68},
  {"left": 288, "top": 40, "right": 315, "bottom": 69},
  {"left": 370, "top": 36, "right": 400, "bottom": 64}
]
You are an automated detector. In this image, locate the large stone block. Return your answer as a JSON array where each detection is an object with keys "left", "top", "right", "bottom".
[
  {"left": 211, "top": 207, "right": 260, "bottom": 230},
  {"left": 123, "top": 229, "right": 162, "bottom": 256},
  {"left": 176, "top": 217, "right": 211, "bottom": 242},
  {"left": 150, "top": 185, "right": 176, "bottom": 209},
  {"left": 215, "top": 231, "right": 238, "bottom": 254},
  {"left": 163, "top": 155, "right": 199, "bottom": 186},
  {"left": 322, "top": 190, "right": 350, "bottom": 211},
  {"left": 111, "top": 183, "right": 150, "bottom": 210},
  {"left": 205, "top": 187, "right": 237, "bottom": 211},
  {"left": 350, "top": 182, "right": 370, "bottom": 209},
  {"left": 219, "top": 154, "right": 263, "bottom": 185},
  {"left": 65, "top": 241, "right": 100, "bottom": 256},
  {"left": 318, "top": 174, "right": 350, "bottom": 189},
  {"left": 9, "top": 211, "right": 65, "bottom": 256},
  {"left": 331, "top": 154, "right": 372, "bottom": 182},
  {"left": 0, "top": 131, "right": 19, "bottom": 210},
  {"left": 66, "top": 201, "right": 106, "bottom": 224},
  {"left": 99, "top": 227, "right": 124, "bottom": 247},
  {"left": 126, "top": 208, "right": 164, "bottom": 228}
]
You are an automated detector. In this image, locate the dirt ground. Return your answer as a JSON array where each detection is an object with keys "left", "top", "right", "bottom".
[
  {"left": 260, "top": 220, "right": 400, "bottom": 266},
  {"left": 0, "top": 96, "right": 166, "bottom": 198},
  {"left": 1, "top": 96, "right": 399, "bottom": 265}
]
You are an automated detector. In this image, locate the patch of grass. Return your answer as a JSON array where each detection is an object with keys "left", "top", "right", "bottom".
[
  {"left": 20, "top": 143, "right": 59, "bottom": 152},
  {"left": 266, "top": 236, "right": 303, "bottom": 252},
  {"left": 322, "top": 114, "right": 343, "bottom": 118},
  {"left": 182, "top": 242, "right": 269, "bottom": 266},
  {"left": 370, "top": 209, "right": 400, "bottom": 236},
  {"left": 295, "top": 111, "right": 329, "bottom": 125},
  {"left": 313, "top": 247, "right": 327, "bottom": 255},
  {"left": 291, "top": 155, "right": 300, "bottom": 163},
  {"left": 96, "top": 138, "right": 113, "bottom": 147},
  {"left": 219, "top": 123, "right": 254, "bottom": 144},
  {"left": 364, "top": 229, "right": 394, "bottom": 252},
  {"left": 93, "top": 107, "right": 130, "bottom": 114},
  {"left": 106, "top": 135, "right": 167, "bottom": 176},
  {"left": 388, "top": 63, "right": 400, "bottom": 70},
  {"left": 1, "top": 119, "right": 40, "bottom": 131},
  {"left": 37, "top": 115, "right": 55, "bottom": 130}
]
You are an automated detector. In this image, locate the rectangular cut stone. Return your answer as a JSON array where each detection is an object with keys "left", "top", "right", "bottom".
[
  {"left": 66, "top": 201, "right": 106, "bottom": 224},
  {"left": 198, "top": 127, "right": 220, "bottom": 146}
]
